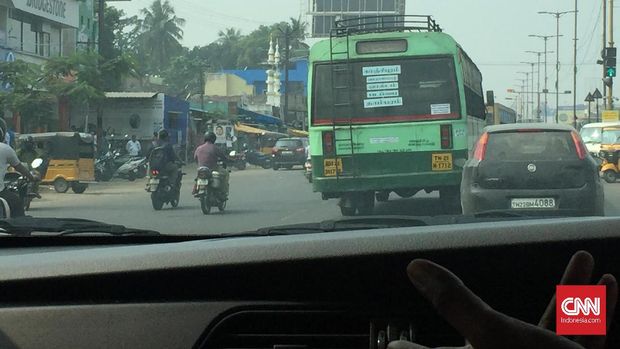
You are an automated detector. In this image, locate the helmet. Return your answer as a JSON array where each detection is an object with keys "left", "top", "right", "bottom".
[
  {"left": 204, "top": 131, "right": 217, "bottom": 143},
  {"left": 158, "top": 129, "right": 169, "bottom": 141},
  {"left": 26, "top": 136, "right": 34, "bottom": 143}
]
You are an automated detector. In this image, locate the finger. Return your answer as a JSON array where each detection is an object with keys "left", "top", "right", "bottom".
[
  {"left": 539, "top": 250, "right": 595, "bottom": 330},
  {"left": 406, "top": 259, "right": 499, "bottom": 346},
  {"left": 575, "top": 274, "right": 618, "bottom": 349}
]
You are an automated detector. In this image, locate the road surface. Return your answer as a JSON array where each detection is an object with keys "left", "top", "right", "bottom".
[{"left": 27, "top": 166, "right": 620, "bottom": 235}]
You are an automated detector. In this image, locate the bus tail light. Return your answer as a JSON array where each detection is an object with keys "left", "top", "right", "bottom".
[
  {"left": 473, "top": 132, "right": 489, "bottom": 161},
  {"left": 322, "top": 131, "right": 334, "bottom": 155},
  {"left": 440, "top": 124, "right": 453, "bottom": 149}
]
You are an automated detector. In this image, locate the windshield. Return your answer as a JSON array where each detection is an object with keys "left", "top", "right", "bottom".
[
  {"left": 580, "top": 127, "right": 602, "bottom": 143},
  {"left": 312, "top": 57, "right": 460, "bottom": 125},
  {"left": 0, "top": 0, "right": 616, "bottom": 238},
  {"left": 601, "top": 129, "right": 620, "bottom": 145}
]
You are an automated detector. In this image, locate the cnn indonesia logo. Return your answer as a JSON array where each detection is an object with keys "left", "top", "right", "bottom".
[{"left": 556, "top": 285, "right": 606, "bottom": 335}]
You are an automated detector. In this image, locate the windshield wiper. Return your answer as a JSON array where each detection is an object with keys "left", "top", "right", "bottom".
[{"left": 0, "top": 217, "right": 160, "bottom": 236}]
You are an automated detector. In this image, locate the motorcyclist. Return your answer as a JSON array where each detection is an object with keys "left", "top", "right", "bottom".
[
  {"left": 193, "top": 132, "right": 230, "bottom": 197},
  {"left": 152, "top": 129, "right": 182, "bottom": 188},
  {"left": 17, "top": 136, "right": 40, "bottom": 168},
  {"left": 0, "top": 120, "right": 36, "bottom": 217}
]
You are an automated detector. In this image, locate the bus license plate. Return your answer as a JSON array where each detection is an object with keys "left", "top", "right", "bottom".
[
  {"left": 511, "top": 198, "right": 556, "bottom": 209},
  {"left": 324, "top": 158, "right": 343, "bottom": 177},
  {"left": 432, "top": 153, "right": 453, "bottom": 171}
]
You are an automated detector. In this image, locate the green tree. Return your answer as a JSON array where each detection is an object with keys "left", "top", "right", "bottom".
[
  {"left": 0, "top": 61, "right": 55, "bottom": 131},
  {"left": 139, "top": 0, "right": 185, "bottom": 73}
]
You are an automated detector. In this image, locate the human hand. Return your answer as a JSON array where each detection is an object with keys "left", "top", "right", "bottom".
[{"left": 388, "top": 251, "right": 618, "bottom": 349}]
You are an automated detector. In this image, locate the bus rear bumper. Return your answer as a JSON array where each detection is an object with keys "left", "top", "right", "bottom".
[{"left": 312, "top": 171, "right": 462, "bottom": 194}]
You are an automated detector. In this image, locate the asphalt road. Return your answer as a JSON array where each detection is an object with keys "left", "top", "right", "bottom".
[{"left": 28, "top": 166, "right": 620, "bottom": 235}]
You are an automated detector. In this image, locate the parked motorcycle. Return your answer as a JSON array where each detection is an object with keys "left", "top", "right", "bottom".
[
  {"left": 95, "top": 151, "right": 116, "bottom": 182},
  {"left": 115, "top": 156, "right": 147, "bottom": 181},
  {"left": 194, "top": 164, "right": 228, "bottom": 215}
]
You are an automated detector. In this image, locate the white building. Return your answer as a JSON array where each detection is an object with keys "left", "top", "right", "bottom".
[
  {"left": 308, "top": 0, "right": 406, "bottom": 37},
  {"left": 0, "top": 0, "right": 80, "bottom": 65}
]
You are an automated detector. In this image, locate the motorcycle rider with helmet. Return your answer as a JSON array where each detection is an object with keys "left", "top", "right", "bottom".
[
  {"left": 193, "top": 131, "right": 230, "bottom": 197},
  {"left": 0, "top": 120, "right": 36, "bottom": 217},
  {"left": 150, "top": 129, "right": 183, "bottom": 188}
]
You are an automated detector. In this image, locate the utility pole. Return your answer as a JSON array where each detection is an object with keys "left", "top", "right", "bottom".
[
  {"left": 608, "top": 0, "right": 614, "bottom": 108},
  {"left": 526, "top": 51, "right": 547, "bottom": 121},
  {"left": 97, "top": 0, "right": 105, "bottom": 141},
  {"left": 518, "top": 72, "right": 530, "bottom": 120},
  {"left": 603, "top": 0, "right": 608, "bottom": 109},
  {"left": 530, "top": 35, "right": 560, "bottom": 122},
  {"left": 538, "top": 10, "right": 576, "bottom": 123},
  {"left": 573, "top": 0, "right": 578, "bottom": 129}
]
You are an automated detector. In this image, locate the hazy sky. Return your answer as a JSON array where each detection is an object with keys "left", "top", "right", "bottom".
[{"left": 113, "top": 0, "right": 619, "bottom": 111}]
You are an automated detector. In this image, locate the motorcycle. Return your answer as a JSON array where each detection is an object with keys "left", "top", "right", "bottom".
[
  {"left": 95, "top": 151, "right": 116, "bottom": 182},
  {"left": 115, "top": 156, "right": 147, "bottom": 181},
  {"left": 229, "top": 150, "right": 246, "bottom": 170},
  {"left": 5, "top": 158, "right": 43, "bottom": 212},
  {"left": 245, "top": 149, "right": 272, "bottom": 169},
  {"left": 145, "top": 147, "right": 185, "bottom": 210},
  {"left": 194, "top": 164, "right": 228, "bottom": 215}
]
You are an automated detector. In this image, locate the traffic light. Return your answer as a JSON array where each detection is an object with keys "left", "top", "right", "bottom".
[{"left": 604, "top": 47, "right": 617, "bottom": 77}]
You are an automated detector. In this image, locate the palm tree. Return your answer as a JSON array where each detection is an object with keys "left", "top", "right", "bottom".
[
  {"left": 287, "top": 16, "right": 308, "bottom": 49},
  {"left": 139, "top": 0, "right": 185, "bottom": 73},
  {"left": 217, "top": 28, "right": 242, "bottom": 45}
]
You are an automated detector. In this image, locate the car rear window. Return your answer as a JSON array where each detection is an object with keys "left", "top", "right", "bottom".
[
  {"left": 486, "top": 131, "right": 578, "bottom": 161},
  {"left": 275, "top": 139, "right": 302, "bottom": 148}
]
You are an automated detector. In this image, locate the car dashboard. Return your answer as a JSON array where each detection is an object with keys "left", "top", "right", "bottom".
[{"left": 0, "top": 217, "right": 618, "bottom": 348}]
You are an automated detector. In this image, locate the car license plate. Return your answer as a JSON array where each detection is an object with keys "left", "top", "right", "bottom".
[
  {"left": 511, "top": 198, "right": 556, "bottom": 209},
  {"left": 324, "top": 158, "right": 343, "bottom": 177},
  {"left": 282, "top": 151, "right": 293, "bottom": 155},
  {"left": 197, "top": 179, "right": 209, "bottom": 186},
  {"left": 432, "top": 153, "right": 453, "bottom": 171}
]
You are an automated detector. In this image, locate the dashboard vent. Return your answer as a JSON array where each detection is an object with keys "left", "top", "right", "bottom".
[{"left": 201, "top": 310, "right": 370, "bottom": 349}]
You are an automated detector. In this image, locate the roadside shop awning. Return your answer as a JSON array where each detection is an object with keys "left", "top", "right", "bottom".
[
  {"left": 234, "top": 123, "right": 288, "bottom": 138},
  {"left": 287, "top": 128, "right": 308, "bottom": 137}
]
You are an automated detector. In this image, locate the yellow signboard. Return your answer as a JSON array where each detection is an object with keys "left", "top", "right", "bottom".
[
  {"left": 432, "top": 153, "right": 453, "bottom": 171},
  {"left": 324, "top": 158, "right": 343, "bottom": 177},
  {"left": 602, "top": 110, "right": 620, "bottom": 122}
]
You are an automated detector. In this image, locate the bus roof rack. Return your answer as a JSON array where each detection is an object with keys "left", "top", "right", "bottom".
[{"left": 331, "top": 15, "right": 442, "bottom": 37}]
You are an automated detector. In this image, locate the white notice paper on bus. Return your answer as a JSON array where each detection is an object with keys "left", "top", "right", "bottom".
[
  {"left": 367, "top": 82, "right": 399, "bottom": 91},
  {"left": 363, "top": 97, "right": 403, "bottom": 108},
  {"left": 367, "top": 90, "right": 399, "bottom": 98},
  {"left": 366, "top": 75, "right": 399, "bottom": 83},
  {"left": 431, "top": 103, "right": 451, "bottom": 115},
  {"left": 362, "top": 65, "right": 402, "bottom": 76}
]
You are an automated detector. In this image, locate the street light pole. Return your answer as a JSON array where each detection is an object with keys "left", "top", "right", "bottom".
[
  {"left": 538, "top": 11, "right": 576, "bottom": 123},
  {"left": 529, "top": 35, "right": 561, "bottom": 122},
  {"left": 518, "top": 72, "right": 530, "bottom": 120}
]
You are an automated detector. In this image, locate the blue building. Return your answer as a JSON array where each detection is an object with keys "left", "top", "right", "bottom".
[{"left": 222, "top": 58, "right": 309, "bottom": 97}]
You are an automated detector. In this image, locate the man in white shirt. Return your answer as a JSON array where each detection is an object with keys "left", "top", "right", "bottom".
[
  {"left": 0, "top": 121, "right": 36, "bottom": 217},
  {"left": 126, "top": 135, "right": 142, "bottom": 157}
]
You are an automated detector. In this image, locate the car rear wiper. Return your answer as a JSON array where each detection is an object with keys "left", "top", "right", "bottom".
[{"left": 0, "top": 217, "right": 160, "bottom": 236}]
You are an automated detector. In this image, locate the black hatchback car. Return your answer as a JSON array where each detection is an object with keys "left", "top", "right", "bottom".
[
  {"left": 272, "top": 137, "right": 308, "bottom": 170},
  {"left": 461, "top": 123, "right": 604, "bottom": 216}
]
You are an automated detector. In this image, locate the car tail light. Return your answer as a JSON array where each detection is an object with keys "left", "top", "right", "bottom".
[
  {"left": 571, "top": 131, "right": 587, "bottom": 160},
  {"left": 440, "top": 124, "right": 453, "bottom": 149},
  {"left": 151, "top": 169, "right": 159, "bottom": 176},
  {"left": 473, "top": 132, "right": 489, "bottom": 161},
  {"left": 271, "top": 147, "right": 279, "bottom": 155},
  {"left": 296, "top": 147, "right": 305, "bottom": 153},
  {"left": 322, "top": 131, "right": 334, "bottom": 155}
]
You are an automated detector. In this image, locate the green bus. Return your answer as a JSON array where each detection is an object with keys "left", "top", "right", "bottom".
[{"left": 308, "top": 16, "right": 487, "bottom": 216}]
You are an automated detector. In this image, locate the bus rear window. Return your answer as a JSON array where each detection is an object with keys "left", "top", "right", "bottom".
[{"left": 312, "top": 57, "right": 460, "bottom": 125}]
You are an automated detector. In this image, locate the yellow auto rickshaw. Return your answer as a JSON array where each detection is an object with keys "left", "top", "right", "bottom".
[
  {"left": 17, "top": 132, "right": 95, "bottom": 193},
  {"left": 599, "top": 126, "right": 620, "bottom": 183}
]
